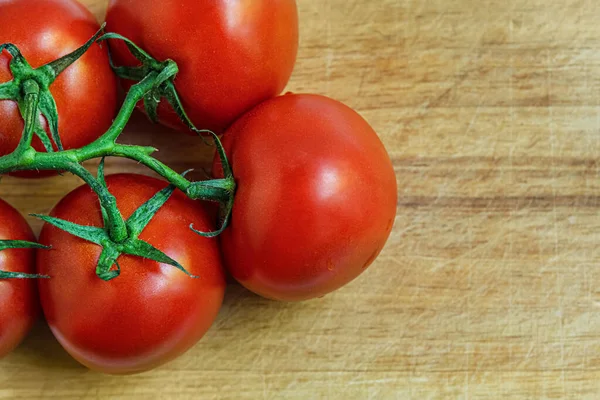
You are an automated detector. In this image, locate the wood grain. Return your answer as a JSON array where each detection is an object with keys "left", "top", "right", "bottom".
[{"left": 2, "top": 0, "right": 600, "bottom": 398}]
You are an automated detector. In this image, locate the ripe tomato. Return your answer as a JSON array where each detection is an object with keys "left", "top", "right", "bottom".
[
  {"left": 36, "top": 175, "right": 226, "bottom": 374},
  {"left": 0, "top": 0, "right": 117, "bottom": 177},
  {"left": 214, "top": 94, "right": 397, "bottom": 301},
  {"left": 105, "top": 0, "right": 299, "bottom": 134},
  {"left": 0, "top": 199, "right": 39, "bottom": 358}
]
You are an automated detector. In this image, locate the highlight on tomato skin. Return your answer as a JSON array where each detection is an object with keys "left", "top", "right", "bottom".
[
  {"left": 213, "top": 93, "right": 398, "bottom": 302},
  {"left": 0, "top": 199, "right": 40, "bottom": 359},
  {"left": 0, "top": 0, "right": 118, "bottom": 179},
  {"left": 105, "top": 0, "right": 299, "bottom": 134},
  {"left": 36, "top": 174, "right": 227, "bottom": 375}
]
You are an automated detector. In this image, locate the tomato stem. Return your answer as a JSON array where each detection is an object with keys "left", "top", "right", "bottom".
[
  {"left": 15, "top": 81, "right": 40, "bottom": 157},
  {"left": 0, "top": 30, "right": 237, "bottom": 267}
]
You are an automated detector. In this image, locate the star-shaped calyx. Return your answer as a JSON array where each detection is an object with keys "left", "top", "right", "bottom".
[
  {"left": 33, "top": 160, "right": 197, "bottom": 281},
  {"left": 0, "top": 26, "right": 107, "bottom": 153}
]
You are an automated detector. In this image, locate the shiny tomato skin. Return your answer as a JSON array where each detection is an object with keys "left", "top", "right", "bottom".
[
  {"left": 36, "top": 174, "right": 226, "bottom": 374},
  {"left": 0, "top": 199, "right": 39, "bottom": 358},
  {"left": 105, "top": 0, "right": 299, "bottom": 134},
  {"left": 214, "top": 94, "right": 398, "bottom": 301},
  {"left": 0, "top": 0, "right": 118, "bottom": 178}
]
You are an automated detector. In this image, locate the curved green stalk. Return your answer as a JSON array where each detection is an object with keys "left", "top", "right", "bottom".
[{"left": 0, "top": 31, "right": 236, "bottom": 279}]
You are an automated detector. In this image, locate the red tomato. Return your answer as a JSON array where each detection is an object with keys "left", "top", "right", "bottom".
[
  {"left": 214, "top": 94, "right": 398, "bottom": 301},
  {"left": 36, "top": 175, "right": 226, "bottom": 374},
  {"left": 0, "top": 0, "right": 117, "bottom": 177},
  {"left": 105, "top": 0, "right": 299, "bottom": 134},
  {"left": 0, "top": 199, "right": 39, "bottom": 358}
]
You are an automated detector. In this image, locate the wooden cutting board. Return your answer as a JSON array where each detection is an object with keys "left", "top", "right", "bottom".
[{"left": 2, "top": 0, "right": 600, "bottom": 398}]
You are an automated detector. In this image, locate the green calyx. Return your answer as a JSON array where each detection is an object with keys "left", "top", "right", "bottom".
[
  {"left": 186, "top": 131, "right": 235, "bottom": 238},
  {"left": 99, "top": 33, "right": 204, "bottom": 135},
  {"left": 0, "top": 26, "right": 106, "bottom": 152},
  {"left": 0, "top": 29, "right": 237, "bottom": 281},
  {"left": 0, "top": 240, "right": 50, "bottom": 279},
  {"left": 32, "top": 160, "right": 197, "bottom": 281}
]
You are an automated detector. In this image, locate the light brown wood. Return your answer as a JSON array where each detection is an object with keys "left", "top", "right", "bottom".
[{"left": 2, "top": 0, "right": 600, "bottom": 398}]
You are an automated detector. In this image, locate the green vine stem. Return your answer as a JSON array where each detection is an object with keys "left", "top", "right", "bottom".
[{"left": 0, "top": 29, "right": 236, "bottom": 279}]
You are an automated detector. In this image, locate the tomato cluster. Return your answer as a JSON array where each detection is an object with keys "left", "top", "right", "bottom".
[{"left": 0, "top": 0, "right": 397, "bottom": 374}]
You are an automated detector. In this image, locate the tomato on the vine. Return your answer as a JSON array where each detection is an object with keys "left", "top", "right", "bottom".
[
  {"left": 0, "top": 0, "right": 117, "bottom": 177},
  {"left": 36, "top": 174, "right": 226, "bottom": 374},
  {"left": 0, "top": 199, "right": 39, "bottom": 358},
  {"left": 214, "top": 94, "right": 398, "bottom": 302},
  {"left": 105, "top": 0, "right": 299, "bottom": 134}
]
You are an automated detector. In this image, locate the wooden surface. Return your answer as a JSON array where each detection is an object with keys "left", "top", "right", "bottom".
[{"left": 2, "top": 0, "right": 600, "bottom": 398}]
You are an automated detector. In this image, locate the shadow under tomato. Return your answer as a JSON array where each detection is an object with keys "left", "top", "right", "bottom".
[
  {"left": 211, "top": 282, "right": 322, "bottom": 332},
  {"left": 13, "top": 319, "right": 83, "bottom": 371}
]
